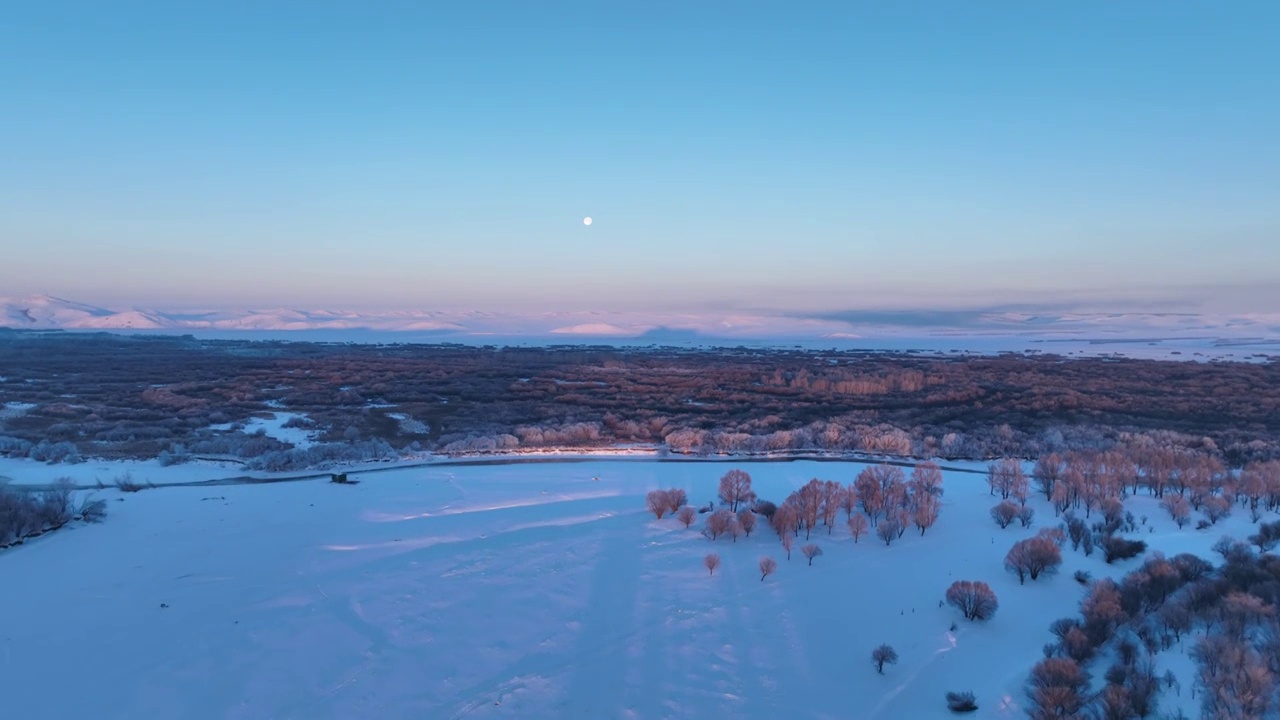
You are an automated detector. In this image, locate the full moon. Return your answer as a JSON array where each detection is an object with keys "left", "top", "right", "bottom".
[{"left": 583, "top": 216, "right": 593, "bottom": 226}]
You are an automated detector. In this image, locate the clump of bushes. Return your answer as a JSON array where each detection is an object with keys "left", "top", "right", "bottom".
[
  {"left": 1101, "top": 536, "right": 1147, "bottom": 564},
  {"left": 1, "top": 479, "right": 104, "bottom": 547},
  {"left": 945, "top": 691, "right": 978, "bottom": 713},
  {"left": 113, "top": 472, "right": 153, "bottom": 493}
]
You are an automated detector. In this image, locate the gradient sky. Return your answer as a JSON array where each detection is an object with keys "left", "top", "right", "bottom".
[{"left": 2, "top": 1, "right": 1278, "bottom": 313}]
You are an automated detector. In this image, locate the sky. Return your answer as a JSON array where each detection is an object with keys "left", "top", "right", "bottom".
[{"left": 2, "top": 1, "right": 1278, "bottom": 314}]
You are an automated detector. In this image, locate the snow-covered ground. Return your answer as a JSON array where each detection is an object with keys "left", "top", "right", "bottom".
[
  {"left": 0, "top": 460, "right": 1256, "bottom": 719},
  {"left": 207, "top": 412, "right": 318, "bottom": 448},
  {"left": 0, "top": 456, "right": 248, "bottom": 487}
]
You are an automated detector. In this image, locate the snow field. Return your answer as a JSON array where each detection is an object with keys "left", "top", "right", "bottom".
[{"left": 0, "top": 460, "right": 1256, "bottom": 718}]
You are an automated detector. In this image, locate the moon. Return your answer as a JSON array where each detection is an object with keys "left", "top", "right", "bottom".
[{"left": 583, "top": 216, "right": 593, "bottom": 226}]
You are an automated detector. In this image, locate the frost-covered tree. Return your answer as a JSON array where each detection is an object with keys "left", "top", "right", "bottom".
[{"left": 737, "top": 509, "right": 757, "bottom": 537}]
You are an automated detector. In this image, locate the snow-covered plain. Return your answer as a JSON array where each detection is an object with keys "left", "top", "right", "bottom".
[{"left": 0, "top": 460, "right": 1256, "bottom": 719}]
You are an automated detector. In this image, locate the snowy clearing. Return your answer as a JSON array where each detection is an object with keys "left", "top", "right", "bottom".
[
  {"left": 207, "top": 412, "right": 318, "bottom": 448},
  {"left": 0, "top": 460, "right": 1257, "bottom": 719}
]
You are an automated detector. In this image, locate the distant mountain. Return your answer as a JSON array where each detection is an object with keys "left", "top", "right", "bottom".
[
  {"left": 2, "top": 294, "right": 1278, "bottom": 360},
  {"left": 0, "top": 295, "right": 469, "bottom": 333},
  {"left": 0, "top": 295, "right": 169, "bottom": 329}
]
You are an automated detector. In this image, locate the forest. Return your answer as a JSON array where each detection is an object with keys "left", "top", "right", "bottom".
[{"left": 0, "top": 330, "right": 1277, "bottom": 469}]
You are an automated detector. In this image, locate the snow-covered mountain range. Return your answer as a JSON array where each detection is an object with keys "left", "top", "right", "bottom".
[{"left": 2, "top": 295, "right": 1278, "bottom": 358}]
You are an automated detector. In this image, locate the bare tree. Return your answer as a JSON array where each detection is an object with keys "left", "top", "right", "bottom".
[
  {"left": 1033, "top": 453, "right": 1064, "bottom": 500},
  {"left": 848, "top": 513, "right": 869, "bottom": 543},
  {"left": 1026, "top": 657, "right": 1091, "bottom": 720},
  {"left": 772, "top": 503, "right": 799, "bottom": 539},
  {"left": 855, "top": 467, "right": 886, "bottom": 526},
  {"left": 801, "top": 543, "right": 823, "bottom": 566},
  {"left": 718, "top": 469, "right": 755, "bottom": 512},
  {"left": 704, "top": 553, "right": 721, "bottom": 575},
  {"left": 839, "top": 484, "right": 859, "bottom": 519},
  {"left": 872, "top": 644, "right": 898, "bottom": 673},
  {"left": 946, "top": 580, "right": 999, "bottom": 621},
  {"left": 1017, "top": 505, "right": 1035, "bottom": 528},
  {"left": 781, "top": 530, "right": 794, "bottom": 560},
  {"left": 796, "top": 480, "right": 823, "bottom": 538},
  {"left": 877, "top": 516, "right": 900, "bottom": 546},
  {"left": 1203, "top": 494, "right": 1231, "bottom": 524},
  {"left": 665, "top": 488, "right": 688, "bottom": 514},
  {"left": 737, "top": 509, "right": 757, "bottom": 537},
  {"left": 818, "top": 480, "right": 842, "bottom": 531},
  {"left": 914, "top": 493, "right": 940, "bottom": 535},
  {"left": 759, "top": 556, "right": 777, "bottom": 581},
  {"left": 909, "top": 461, "right": 945, "bottom": 498},
  {"left": 704, "top": 509, "right": 733, "bottom": 540},
  {"left": 726, "top": 516, "right": 743, "bottom": 542},
  {"left": 991, "top": 500, "right": 1019, "bottom": 529},
  {"left": 676, "top": 506, "right": 697, "bottom": 528},
  {"left": 1005, "top": 536, "right": 1063, "bottom": 584},
  {"left": 646, "top": 489, "right": 670, "bottom": 519},
  {"left": 1161, "top": 494, "right": 1191, "bottom": 528},
  {"left": 988, "top": 458, "right": 1025, "bottom": 499}
]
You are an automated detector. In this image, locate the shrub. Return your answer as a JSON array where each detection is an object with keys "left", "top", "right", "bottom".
[
  {"left": 676, "top": 506, "right": 697, "bottom": 528},
  {"left": 665, "top": 488, "right": 688, "bottom": 514},
  {"left": 1102, "top": 536, "right": 1148, "bottom": 564},
  {"left": 1017, "top": 505, "right": 1035, "bottom": 528},
  {"left": 1005, "top": 535, "right": 1062, "bottom": 584},
  {"left": 946, "top": 580, "right": 999, "bottom": 621},
  {"left": 1026, "top": 657, "right": 1091, "bottom": 720},
  {"left": 945, "top": 691, "right": 978, "bottom": 713},
  {"left": 1248, "top": 520, "right": 1280, "bottom": 552},
  {"left": 991, "top": 500, "right": 1018, "bottom": 528},
  {"left": 645, "top": 489, "right": 670, "bottom": 519},
  {"left": 77, "top": 496, "right": 108, "bottom": 523},
  {"left": 1074, "top": 570, "right": 1092, "bottom": 585},
  {"left": 113, "top": 472, "right": 149, "bottom": 493},
  {"left": 703, "top": 509, "right": 734, "bottom": 540}
]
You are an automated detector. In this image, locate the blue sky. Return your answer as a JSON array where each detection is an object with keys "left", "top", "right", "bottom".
[{"left": 2, "top": 1, "right": 1277, "bottom": 312}]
